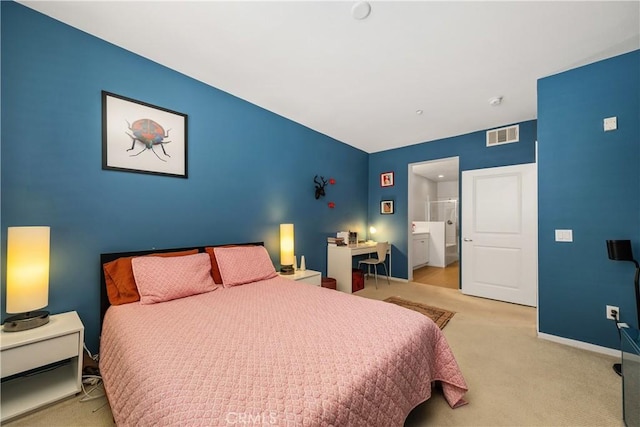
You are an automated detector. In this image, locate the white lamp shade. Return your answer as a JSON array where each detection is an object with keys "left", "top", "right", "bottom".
[
  {"left": 6, "top": 226, "right": 50, "bottom": 313},
  {"left": 280, "top": 224, "right": 294, "bottom": 266}
]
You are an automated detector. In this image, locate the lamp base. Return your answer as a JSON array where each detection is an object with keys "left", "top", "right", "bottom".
[
  {"left": 3, "top": 311, "right": 50, "bottom": 332},
  {"left": 280, "top": 265, "right": 294, "bottom": 275}
]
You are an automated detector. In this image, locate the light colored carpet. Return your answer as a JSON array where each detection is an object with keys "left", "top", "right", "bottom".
[
  {"left": 357, "top": 278, "right": 622, "bottom": 427},
  {"left": 4, "top": 279, "right": 623, "bottom": 427}
]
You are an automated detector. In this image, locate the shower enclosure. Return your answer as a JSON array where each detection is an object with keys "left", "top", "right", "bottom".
[{"left": 426, "top": 200, "right": 458, "bottom": 267}]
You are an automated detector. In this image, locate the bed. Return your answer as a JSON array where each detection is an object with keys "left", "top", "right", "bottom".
[{"left": 99, "top": 243, "right": 467, "bottom": 426}]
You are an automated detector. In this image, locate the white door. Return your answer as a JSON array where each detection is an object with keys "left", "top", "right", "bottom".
[{"left": 461, "top": 163, "right": 537, "bottom": 306}]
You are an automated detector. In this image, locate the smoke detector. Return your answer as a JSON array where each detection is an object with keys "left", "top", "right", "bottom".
[
  {"left": 352, "top": 1, "right": 371, "bottom": 20},
  {"left": 489, "top": 96, "right": 503, "bottom": 106}
]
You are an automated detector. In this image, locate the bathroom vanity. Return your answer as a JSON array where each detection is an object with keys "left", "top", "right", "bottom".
[{"left": 412, "top": 233, "right": 430, "bottom": 268}]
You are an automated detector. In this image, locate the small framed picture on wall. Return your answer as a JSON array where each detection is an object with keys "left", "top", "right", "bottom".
[
  {"left": 380, "top": 200, "right": 394, "bottom": 215},
  {"left": 380, "top": 171, "right": 394, "bottom": 187}
]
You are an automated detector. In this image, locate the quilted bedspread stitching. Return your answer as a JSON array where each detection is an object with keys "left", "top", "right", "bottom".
[{"left": 100, "top": 277, "right": 467, "bottom": 426}]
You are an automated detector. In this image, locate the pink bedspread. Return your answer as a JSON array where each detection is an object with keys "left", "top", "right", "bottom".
[{"left": 100, "top": 277, "right": 467, "bottom": 426}]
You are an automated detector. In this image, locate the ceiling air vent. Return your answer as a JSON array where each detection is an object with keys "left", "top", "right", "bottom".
[{"left": 486, "top": 124, "right": 519, "bottom": 147}]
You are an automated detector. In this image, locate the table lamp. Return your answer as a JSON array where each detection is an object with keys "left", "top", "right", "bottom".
[
  {"left": 280, "top": 224, "right": 295, "bottom": 275},
  {"left": 3, "top": 226, "right": 51, "bottom": 332}
]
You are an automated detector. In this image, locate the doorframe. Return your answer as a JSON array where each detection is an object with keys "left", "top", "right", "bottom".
[{"left": 407, "top": 156, "right": 460, "bottom": 282}]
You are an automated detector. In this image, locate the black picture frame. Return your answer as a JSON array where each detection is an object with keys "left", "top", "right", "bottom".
[
  {"left": 102, "top": 91, "right": 188, "bottom": 178},
  {"left": 381, "top": 200, "right": 394, "bottom": 214}
]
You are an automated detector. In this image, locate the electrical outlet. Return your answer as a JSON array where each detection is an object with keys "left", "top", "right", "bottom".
[{"left": 606, "top": 305, "right": 619, "bottom": 320}]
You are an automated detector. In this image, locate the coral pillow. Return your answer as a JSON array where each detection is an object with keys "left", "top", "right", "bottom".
[
  {"left": 131, "top": 253, "right": 218, "bottom": 304},
  {"left": 214, "top": 246, "right": 277, "bottom": 287},
  {"left": 103, "top": 249, "right": 198, "bottom": 305}
]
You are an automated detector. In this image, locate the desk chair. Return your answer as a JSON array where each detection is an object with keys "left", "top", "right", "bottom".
[{"left": 358, "top": 242, "right": 390, "bottom": 289}]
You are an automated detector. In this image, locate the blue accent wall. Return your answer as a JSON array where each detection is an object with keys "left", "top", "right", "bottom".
[
  {"left": 538, "top": 50, "right": 640, "bottom": 348},
  {"left": 368, "top": 122, "right": 537, "bottom": 280},
  {"left": 3, "top": 1, "right": 637, "bottom": 356},
  {"left": 1, "top": 2, "right": 368, "bottom": 352}
]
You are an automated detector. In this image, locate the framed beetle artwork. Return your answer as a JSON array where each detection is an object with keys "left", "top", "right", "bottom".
[{"left": 102, "top": 91, "right": 188, "bottom": 178}]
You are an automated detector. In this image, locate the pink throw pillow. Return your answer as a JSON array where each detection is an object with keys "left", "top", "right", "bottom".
[
  {"left": 132, "top": 253, "right": 218, "bottom": 304},
  {"left": 214, "top": 246, "right": 277, "bottom": 287}
]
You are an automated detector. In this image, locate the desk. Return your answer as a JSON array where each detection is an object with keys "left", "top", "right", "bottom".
[{"left": 327, "top": 243, "right": 391, "bottom": 294}]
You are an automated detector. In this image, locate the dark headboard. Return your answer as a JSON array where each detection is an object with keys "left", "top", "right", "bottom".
[{"left": 99, "top": 242, "right": 263, "bottom": 329}]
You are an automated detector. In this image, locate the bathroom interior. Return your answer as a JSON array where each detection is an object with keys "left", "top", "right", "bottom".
[{"left": 410, "top": 157, "right": 459, "bottom": 289}]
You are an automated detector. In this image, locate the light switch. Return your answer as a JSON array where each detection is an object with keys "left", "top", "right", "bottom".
[
  {"left": 555, "top": 229, "right": 573, "bottom": 242},
  {"left": 563, "top": 230, "right": 573, "bottom": 242},
  {"left": 604, "top": 117, "right": 617, "bottom": 131}
]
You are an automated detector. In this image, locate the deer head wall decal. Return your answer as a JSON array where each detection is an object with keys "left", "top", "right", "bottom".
[{"left": 314, "top": 175, "right": 328, "bottom": 199}]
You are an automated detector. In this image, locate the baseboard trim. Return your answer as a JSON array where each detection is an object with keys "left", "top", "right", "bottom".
[
  {"left": 537, "top": 332, "right": 619, "bottom": 357},
  {"left": 363, "top": 275, "right": 407, "bottom": 283}
]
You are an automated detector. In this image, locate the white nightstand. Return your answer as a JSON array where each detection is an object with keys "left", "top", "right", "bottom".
[
  {"left": 0, "top": 311, "right": 84, "bottom": 422},
  {"left": 278, "top": 269, "right": 322, "bottom": 286}
]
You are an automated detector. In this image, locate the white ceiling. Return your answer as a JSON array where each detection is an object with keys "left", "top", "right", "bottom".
[
  {"left": 18, "top": 1, "right": 640, "bottom": 154},
  {"left": 412, "top": 157, "right": 459, "bottom": 182}
]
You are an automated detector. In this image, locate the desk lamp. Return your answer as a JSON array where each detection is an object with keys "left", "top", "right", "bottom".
[
  {"left": 606, "top": 239, "right": 640, "bottom": 376},
  {"left": 368, "top": 226, "right": 377, "bottom": 243},
  {"left": 3, "top": 226, "right": 51, "bottom": 332}
]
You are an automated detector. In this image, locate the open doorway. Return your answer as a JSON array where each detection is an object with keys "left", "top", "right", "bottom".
[{"left": 407, "top": 157, "right": 460, "bottom": 289}]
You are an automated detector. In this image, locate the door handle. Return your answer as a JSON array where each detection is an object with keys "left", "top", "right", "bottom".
[{"left": 463, "top": 238, "right": 473, "bottom": 242}]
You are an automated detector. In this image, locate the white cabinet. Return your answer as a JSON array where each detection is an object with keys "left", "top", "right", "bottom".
[
  {"left": 279, "top": 269, "right": 321, "bottom": 286},
  {"left": 413, "top": 233, "right": 430, "bottom": 268},
  {"left": 0, "top": 311, "right": 84, "bottom": 423}
]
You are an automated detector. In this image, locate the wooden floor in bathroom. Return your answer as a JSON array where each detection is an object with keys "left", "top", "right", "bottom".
[{"left": 412, "top": 261, "right": 459, "bottom": 289}]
